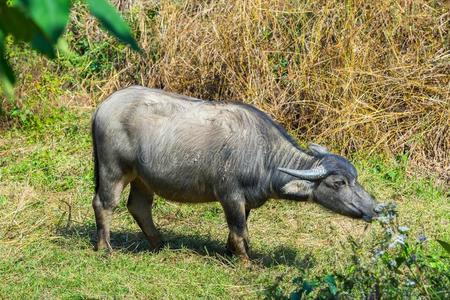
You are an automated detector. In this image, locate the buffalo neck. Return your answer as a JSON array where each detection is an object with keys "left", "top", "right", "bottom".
[{"left": 268, "top": 142, "right": 318, "bottom": 199}]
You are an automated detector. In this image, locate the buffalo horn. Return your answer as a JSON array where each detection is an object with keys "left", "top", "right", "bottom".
[{"left": 278, "top": 166, "right": 328, "bottom": 180}]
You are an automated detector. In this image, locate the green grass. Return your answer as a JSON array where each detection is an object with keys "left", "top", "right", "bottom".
[{"left": 0, "top": 107, "right": 448, "bottom": 299}]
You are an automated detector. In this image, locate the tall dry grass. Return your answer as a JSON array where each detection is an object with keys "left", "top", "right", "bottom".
[{"left": 12, "top": 0, "right": 450, "bottom": 177}]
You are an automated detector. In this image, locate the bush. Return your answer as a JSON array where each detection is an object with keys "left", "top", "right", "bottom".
[{"left": 265, "top": 203, "right": 450, "bottom": 299}]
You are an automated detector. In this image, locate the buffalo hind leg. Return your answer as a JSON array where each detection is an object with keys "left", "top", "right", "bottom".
[
  {"left": 222, "top": 198, "right": 250, "bottom": 262},
  {"left": 245, "top": 208, "right": 251, "bottom": 246},
  {"left": 127, "top": 179, "right": 162, "bottom": 251},
  {"left": 93, "top": 176, "right": 127, "bottom": 251}
]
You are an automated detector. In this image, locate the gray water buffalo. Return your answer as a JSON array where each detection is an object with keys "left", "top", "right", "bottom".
[{"left": 92, "top": 86, "right": 377, "bottom": 260}]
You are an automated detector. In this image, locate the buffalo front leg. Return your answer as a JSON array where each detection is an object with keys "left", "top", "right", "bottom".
[
  {"left": 221, "top": 197, "right": 250, "bottom": 262},
  {"left": 127, "top": 179, "right": 162, "bottom": 251}
]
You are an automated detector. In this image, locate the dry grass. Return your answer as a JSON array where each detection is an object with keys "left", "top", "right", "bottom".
[
  {"left": 99, "top": 0, "right": 449, "bottom": 176},
  {"left": 4, "top": 0, "right": 449, "bottom": 178}
]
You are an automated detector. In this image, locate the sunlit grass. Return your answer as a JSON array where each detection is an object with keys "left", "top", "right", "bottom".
[
  {"left": 0, "top": 108, "right": 447, "bottom": 298},
  {"left": 0, "top": 0, "right": 448, "bottom": 297}
]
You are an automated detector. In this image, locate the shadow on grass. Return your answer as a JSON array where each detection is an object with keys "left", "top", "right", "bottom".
[{"left": 56, "top": 223, "right": 311, "bottom": 268}]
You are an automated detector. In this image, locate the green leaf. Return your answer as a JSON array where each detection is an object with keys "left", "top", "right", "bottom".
[
  {"left": 0, "top": 59, "right": 14, "bottom": 97},
  {"left": 324, "top": 275, "right": 338, "bottom": 295},
  {"left": 289, "top": 292, "right": 301, "bottom": 300},
  {"left": 0, "top": 2, "right": 55, "bottom": 57},
  {"left": 437, "top": 240, "right": 450, "bottom": 255},
  {"left": 32, "top": 33, "right": 58, "bottom": 58},
  {"left": 0, "top": 51, "right": 14, "bottom": 85},
  {"left": 301, "top": 280, "right": 317, "bottom": 295},
  {"left": 0, "top": 28, "right": 15, "bottom": 97},
  {"left": 16, "top": 0, "right": 71, "bottom": 43},
  {"left": 86, "top": 0, "right": 139, "bottom": 51},
  {"left": 0, "top": 3, "right": 35, "bottom": 41}
]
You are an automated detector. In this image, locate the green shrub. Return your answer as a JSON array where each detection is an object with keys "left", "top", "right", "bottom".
[{"left": 265, "top": 203, "right": 450, "bottom": 299}]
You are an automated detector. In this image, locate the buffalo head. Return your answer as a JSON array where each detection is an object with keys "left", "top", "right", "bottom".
[{"left": 279, "top": 144, "right": 377, "bottom": 221}]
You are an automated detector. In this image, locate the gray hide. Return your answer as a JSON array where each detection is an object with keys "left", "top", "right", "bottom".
[{"left": 92, "top": 86, "right": 377, "bottom": 260}]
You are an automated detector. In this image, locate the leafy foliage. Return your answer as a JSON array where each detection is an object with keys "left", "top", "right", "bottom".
[
  {"left": 85, "top": 0, "right": 138, "bottom": 51},
  {"left": 266, "top": 203, "right": 450, "bottom": 299},
  {"left": 17, "top": 0, "right": 71, "bottom": 44},
  {"left": 0, "top": 0, "right": 138, "bottom": 96}
]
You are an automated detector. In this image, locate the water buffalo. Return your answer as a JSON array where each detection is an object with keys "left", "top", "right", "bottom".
[{"left": 92, "top": 86, "right": 377, "bottom": 261}]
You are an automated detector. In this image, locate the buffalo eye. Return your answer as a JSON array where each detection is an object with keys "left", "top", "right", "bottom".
[{"left": 332, "top": 179, "right": 346, "bottom": 189}]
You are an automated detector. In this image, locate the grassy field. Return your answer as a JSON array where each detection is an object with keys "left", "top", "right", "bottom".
[
  {"left": 0, "top": 107, "right": 448, "bottom": 298},
  {"left": 0, "top": 0, "right": 449, "bottom": 298}
]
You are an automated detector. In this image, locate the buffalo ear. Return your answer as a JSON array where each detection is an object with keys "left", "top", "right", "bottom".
[
  {"left": 281, "top": 180, "right": 314, "bottom": 199},
  {"left": 308, "top": 143, "right": 329, "bottom": 156}
]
